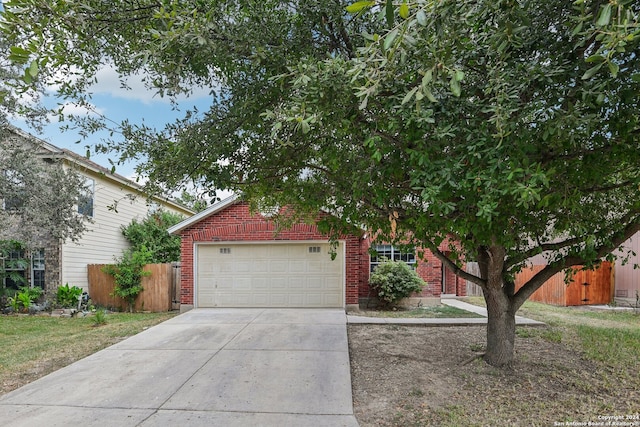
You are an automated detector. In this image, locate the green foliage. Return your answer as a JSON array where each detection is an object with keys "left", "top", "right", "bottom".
[
  {"left": 16, "top": 291, "right": 31, "bottom": 309},
  {"left": 6, "top": 285, "right": 42, "bottom": 312},
  {"left": 0, "top": 240, "right": 27, "bottom": 289},
  {"left": 102, "top": 246, "right": 153, "bottom": 312},
  {"left": 56, "top": 283, "right": 83, "bottom": 308},
  {"left": 122, "top": 211, "right": 183, "bottom": 263},
  {"left": 174, "top": 191, "right": 208, "bottom": 213},
  {"left": 92, "top": 308, "right": 107, "bottom": 326},
  {"left": 369, "top": 260, "right": 425, "bottom": 307},
  {"left": 6, "top": 294, "right": 20, "bottom": 312},
  {"left": 3, "top": 0, "right": 639, "bottom": 365},
  {"left": 0, "top": 136, "right": 89, "bottom": 247}
]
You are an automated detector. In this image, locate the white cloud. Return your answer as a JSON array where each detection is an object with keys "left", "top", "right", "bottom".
[
  {"left": 90, "top": 65, "right": 214, "bottom": 105},
  {"left": 45, "top": 64, "right": 214, "bottom": 105},
  {"left": 47, "top": 101, "right": 105, "bottom": 122}
]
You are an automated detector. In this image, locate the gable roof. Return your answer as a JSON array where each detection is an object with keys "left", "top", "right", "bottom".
[
  {"left": 168, "top": 194, "right": 240, "bottom": 234},
  {"left": 2, "top": 125, "right": 194, "bottom": 216},
  {"left": 167, "top": 193, "right": 368, "bottom": 236}
]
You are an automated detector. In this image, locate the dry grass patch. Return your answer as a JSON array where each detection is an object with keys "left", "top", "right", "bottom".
[
  {"left": 0, "top": 311, "right": 176, "bottom": 395},
  {"left": 353, "top": 304, "right": 484, "bottom": 318},
  {"left": 349, "top": 302, "right": 640, "bottom": 426}
]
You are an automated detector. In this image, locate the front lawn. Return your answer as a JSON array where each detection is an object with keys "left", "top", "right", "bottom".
[
  {"left": 353, "top": 304, "right": 484, "bottom": 318},
  {"left": 350, "top": 299, "right": 640, "bottom": 426},
  {"left": 0, "top": 311, "right": 176, "bottom": 395}
]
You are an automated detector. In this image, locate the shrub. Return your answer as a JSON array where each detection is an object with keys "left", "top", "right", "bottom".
[
  {"left": 6, "top": 286, "right": 43, "bottom": 312},
  {"left": 369, "top": 259, "right": 425, "bottom": 307},
  {"left": 92, "top": 308, "right": 107, "bottom": 326},
  {"left": 56, "top": 283, "right": 83, "bottom": 308},
  {"left": 121, "top": 211, "right": 184, "bottom": 263},
  {"left": 103, "top": 246, "right": 153, "bottom": 312}
]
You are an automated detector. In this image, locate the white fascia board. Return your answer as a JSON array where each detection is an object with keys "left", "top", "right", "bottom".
[{"left": 168, "top": 194, "right": 240, "bottom": 235}]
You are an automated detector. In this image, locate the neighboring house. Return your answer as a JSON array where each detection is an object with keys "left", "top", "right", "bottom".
[
  {"left": 168, "top": 195, "right": 466, "bottom": 312},
  {"left": 611, "top": 234, "right": 640, "bottom": 307},
  {"left": 1, "top": 126, "right": 194, "bottom": 294}
]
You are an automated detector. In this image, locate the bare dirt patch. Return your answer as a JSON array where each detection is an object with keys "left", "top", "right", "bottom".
[{"left": 349, "top": 324, "right": 640, "bottom": 426}]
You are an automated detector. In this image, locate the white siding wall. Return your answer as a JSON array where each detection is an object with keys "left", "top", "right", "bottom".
[{"left": 60, "top": 171, "right": 187, "bottom": 291}]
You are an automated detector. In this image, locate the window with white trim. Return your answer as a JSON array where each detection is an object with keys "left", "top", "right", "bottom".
[
  {"left": 78, "top": 178, "right": 94, "bottom": 217},
  {"left": 370, "top": 244, "right": 416, "bottom": 272},
  {"left": 31, "top": 248, "right": 45, "bottom": 289}
]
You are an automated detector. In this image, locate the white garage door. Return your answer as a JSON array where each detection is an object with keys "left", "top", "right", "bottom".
[{"left": 196, "top": 242, "right": 344, "bottom": 308}]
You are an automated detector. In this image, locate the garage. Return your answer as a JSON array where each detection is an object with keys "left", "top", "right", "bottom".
[
  {"left": 196, "top": 242, "right": 344, "bottom": 308},
  {"left": 168, "top": 195, "right": 365, "bottom": 311}
]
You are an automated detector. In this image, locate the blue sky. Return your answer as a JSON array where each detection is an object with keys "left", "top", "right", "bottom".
[
  {"left": 0, "top": 1, "right": 210, "bottom": 180},
  {"left": 11, "top": 65, "right": 213, "bottom": 180}
]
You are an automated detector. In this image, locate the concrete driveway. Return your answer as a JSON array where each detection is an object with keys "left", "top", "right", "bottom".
[{"left": 0, "top": 309, "right": 359, "bottom": 426}]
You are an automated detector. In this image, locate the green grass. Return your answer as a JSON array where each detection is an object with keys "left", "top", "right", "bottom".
[
  {"left": 0, "top": 311, "right": 176, "bottom": 395},
  {"left": 577, "top": 325, "right": 640, "bottom": 365},
  {"left": 464, "top": 296, "right": 640, "bottom": 366},
  {"left": 355, "top": 304, "right": 484, "bottom": 318}
]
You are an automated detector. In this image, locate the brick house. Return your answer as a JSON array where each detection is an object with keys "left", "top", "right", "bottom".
[{"left": 169, "top": 195, "right": 466, "bottom": 312}]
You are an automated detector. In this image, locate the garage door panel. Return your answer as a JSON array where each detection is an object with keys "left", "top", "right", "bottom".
[
  {"left": 306, "top": 277, "right": 324, "bottom": 290},
  {"left": 253, "top": 260, "right": 269, "bottom": 272},
  {"left": 196, "top": 242, "right": 343, "bottom": 308},
  {"left": 289, "top": 261, "right": 306, "bottom": 273},
  {"left": 268, "top": 279, "right": 288, "bottom": 290},
  {"left": 269, "top": 261, "right": 288, "bottom": 273},
  {"left": 307, "top": 261, "right": 324, "bottom": 273}
]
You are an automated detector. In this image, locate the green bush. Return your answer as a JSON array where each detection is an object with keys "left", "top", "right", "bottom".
[
  {"left": 7, "top": 286, "right": 43, "bottom": 312},
  {"left": 56, "top": 283, "right": 83, "bottom": 308},
  {"left": 103, "top": 246, "right": 153, "bottom": 312},
  {"left": 121, "top": 211, "right": 184, "bottom": 263},
  {"left": 369, "top": 259, "right": 425, "bottom": 307}
]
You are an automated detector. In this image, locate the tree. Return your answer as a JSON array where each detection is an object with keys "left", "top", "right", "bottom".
[
  {"left": 0, "top": 28, "right": 49, "bottom": 130},
  {"left": 1, "top": 0, "right": 638, "bottom": 367},
  {"left": 122, "top": 210, "right": 184, "bottom": 263},
  {"left": 174, "top": 191, "right": 208, "bottom": 213},
  {"left": 0, "top": 132, "right": 89, "bottom": 248}
]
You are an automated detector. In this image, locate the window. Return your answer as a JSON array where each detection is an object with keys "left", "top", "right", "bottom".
[
  {"left": 3, "top": 246, "right": 27, "bottom": 291},
  {"left": 219, "top": 248, "right": 231, "bottom": 254},
  {"left": 370, "top": 244, "right": 416, "bottom": 272},
  {"left": 31, "top": 249, "right": 45, "bottom": 289},
  {"left": 78, "top": 178, "right": 94, "bottom": 217},
  {"left": 2, "top": 169, "right": 26, "bottom": 211},
  {"left": 308, "top": 246, "right": 321, "bottom": 253}
]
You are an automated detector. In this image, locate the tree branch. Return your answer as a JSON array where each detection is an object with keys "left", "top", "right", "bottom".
[{"left": 512, "top": 217, "right": 640, "bottom": 309}]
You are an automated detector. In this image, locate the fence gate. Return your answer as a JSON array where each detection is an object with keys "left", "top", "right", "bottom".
[{"left": 171, "top": 262, "right": 181, "bottom": 310}]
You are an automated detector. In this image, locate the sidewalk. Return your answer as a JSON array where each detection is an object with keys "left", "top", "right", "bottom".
[{"left": 347, "top": 298, "right": 545, "bottom": 326}]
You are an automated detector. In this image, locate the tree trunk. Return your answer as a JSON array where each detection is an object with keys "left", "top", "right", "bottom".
[
  {"left": 483, "top": 284, "right": 516, "bottom": 367},
  {"left": 477, "top": 244, "right": 517, "bottom": 367}
]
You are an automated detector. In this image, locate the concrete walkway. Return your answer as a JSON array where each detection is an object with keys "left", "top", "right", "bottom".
[
  {"left": 0, "top": 309, "right": 358, "bottom": 427},
  {"left": 347, "top": 298, "right": 545, "bottom": 326}
]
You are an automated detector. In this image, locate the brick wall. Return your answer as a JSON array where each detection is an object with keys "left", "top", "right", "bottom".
[
  {"left": 178, "top": 202, "right": 364, "bottom": 306},
  {"left": 361, "top": 237, "right": 467, "bottom": 299}
]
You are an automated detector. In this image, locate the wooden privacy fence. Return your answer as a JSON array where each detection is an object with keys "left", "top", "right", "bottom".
[
  {"left": 465, "top": 261, "right": 613, "bottom": 306},
  {"left": 88, "top": 263, "right": 180, "bottom": 312},
  {"left": 514, "top": 262, "right": 613, "bottom": 306}
]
